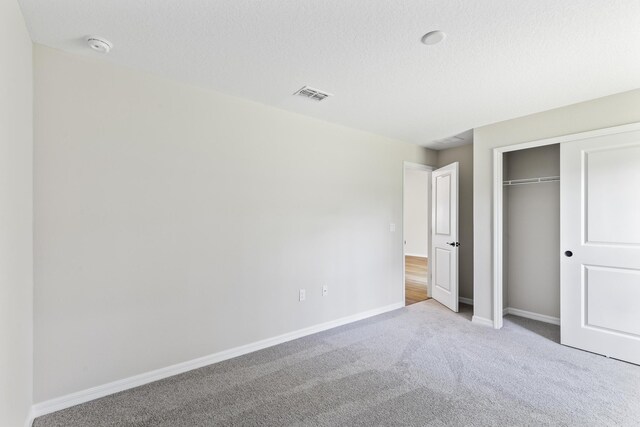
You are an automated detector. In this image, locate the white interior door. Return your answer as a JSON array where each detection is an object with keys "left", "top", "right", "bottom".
[
  {"left": 431, "top": 162, "right": 459, "bottom": 312},
  {"left": 561, "top": 127, "right": 640, "bottom": 365}
]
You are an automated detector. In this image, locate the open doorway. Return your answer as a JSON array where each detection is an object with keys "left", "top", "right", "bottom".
[
  {"left": 501, "top": 144, "right": 560, "bottom": 333},
  {"left": 494, "top": 139, "right": 562, "bottom": 329},
  {"left": 403, "top": 163, "right": 432, "bottom": 306},
  {"left": 492, "top": 122, "right": 640, "bottom": 366}
]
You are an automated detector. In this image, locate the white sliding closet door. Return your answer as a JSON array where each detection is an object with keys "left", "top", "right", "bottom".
[{"left": 561, "top": 127, "right": 640, "bottom": 365}]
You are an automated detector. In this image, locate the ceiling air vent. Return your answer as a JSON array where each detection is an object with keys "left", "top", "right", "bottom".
[
  {"left": 435, "top": 136, "right": 465, "bottom": 145},
  {"left": 293, "top": 86, "right": 333, "bottom": 101}
]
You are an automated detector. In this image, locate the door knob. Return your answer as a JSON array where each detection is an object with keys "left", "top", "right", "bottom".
[
  {"left": 564, "top": 250, "right": 573, "bottom": 257},
  {"left": 447, "top": 242, "right": 460, "bottom": 247}
]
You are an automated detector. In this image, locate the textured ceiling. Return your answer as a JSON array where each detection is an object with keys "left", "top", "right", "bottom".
[{"left": 17, "top": 0, "right": 640, "bottom": 148}]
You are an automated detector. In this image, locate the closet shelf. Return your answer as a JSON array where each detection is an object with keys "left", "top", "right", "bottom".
[{"left": 503, "top": 176, "right": 560, "bottom": 186}]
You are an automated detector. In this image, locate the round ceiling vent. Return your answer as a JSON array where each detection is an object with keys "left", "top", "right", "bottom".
[{"left": 87, "top": 37, "right": 112, "bottom": 54}]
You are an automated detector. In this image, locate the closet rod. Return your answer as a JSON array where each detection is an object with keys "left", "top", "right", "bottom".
[{"left": 503, "top": 176, "right": 560, "bottom": 186}]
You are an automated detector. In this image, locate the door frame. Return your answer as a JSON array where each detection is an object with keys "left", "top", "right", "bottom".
[
  {"left": 491, "top": 122, "right": 640, "bottom": 329},
  {"left": 403, "top": 161, "right": 434, "bottom": 305}
]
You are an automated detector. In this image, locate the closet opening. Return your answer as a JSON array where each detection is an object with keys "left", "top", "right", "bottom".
[
  {"left": 494, "top": 143, "right": 561, "bottom": 333},
  {"left": 403, "top": 162, "right": 432, "bottom": 306},
  {"left": 492, "top": 123, "right": 640, "bottom": 363}
]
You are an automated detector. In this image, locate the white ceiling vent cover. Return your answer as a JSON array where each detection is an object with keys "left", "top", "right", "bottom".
[
  {"left": 436, "top": 136, "right": 465, "bottom": 145},
  {"left": 294, "top": 86, "right": 333, "bottom": 101}
]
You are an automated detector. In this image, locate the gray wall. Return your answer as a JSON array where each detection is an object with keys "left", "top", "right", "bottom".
[
  {"left": 33, "top": 45, "right": 438, "bottom": 402},
  {"left": 0, "top": 0, "right": 33, "bottom": 425},
  {"left": 438, "top": 144, "right": 473, "bottom": 300},
  {"left": 504, "top": 145, "right": 560, "bottom": 317},
  {"left": 473, "top": 89, "right": 640, "bottom": 322}
]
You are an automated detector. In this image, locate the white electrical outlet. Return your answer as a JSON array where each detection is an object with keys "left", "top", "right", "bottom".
[
  {"left": 299, "top": 289, "right": 306, "bottom": 301},
  {"left": 389, "top": 223, "right": 396, "bottom": 232},
  {"left": 322, "top": 285, "right": 328, "bottom": 297}
]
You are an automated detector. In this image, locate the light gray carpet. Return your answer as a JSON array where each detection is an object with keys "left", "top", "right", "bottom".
[{"left": 34, "top": 300, "right": 640, "bottom": 426}]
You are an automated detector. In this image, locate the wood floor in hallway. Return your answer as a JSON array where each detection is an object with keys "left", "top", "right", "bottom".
[{"left": 405, "top": 255, "right": 429, "bottom": 306}]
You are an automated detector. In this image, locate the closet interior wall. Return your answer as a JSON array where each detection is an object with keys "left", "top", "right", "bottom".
[{"left": 503, "top": 144, "right": 560, "bottom": 319}]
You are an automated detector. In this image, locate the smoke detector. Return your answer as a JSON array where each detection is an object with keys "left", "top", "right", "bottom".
[
  {"left": 87, "top": 37, "right": 112, "bottom": 54},
  {"left": 293, "top": 86, "right": 332, "bottom": 102}
]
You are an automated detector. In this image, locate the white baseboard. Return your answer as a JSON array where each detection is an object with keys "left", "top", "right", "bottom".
[
  {"left": 458, "top": 297, "right": 473, "bottom": 306},
  {"left": 503, "top": 307, "right": 560, "bottom": 325},
  {"left": 471, "top": 315, "right": 494, "bottom": 328},
  {"left": 31, "top": 302, "right": 403, "bottom": 420},
  {"left": 24, "top": 407, "right": 34, "bottom": 427}
]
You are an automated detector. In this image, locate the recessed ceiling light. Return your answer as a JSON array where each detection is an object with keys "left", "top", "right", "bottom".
[
  {"left": 421, "top": 30, "right": 446, "bottom": 45},
  {"left": 87, "top": 37, "right": 112, "bottom": 54}
]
